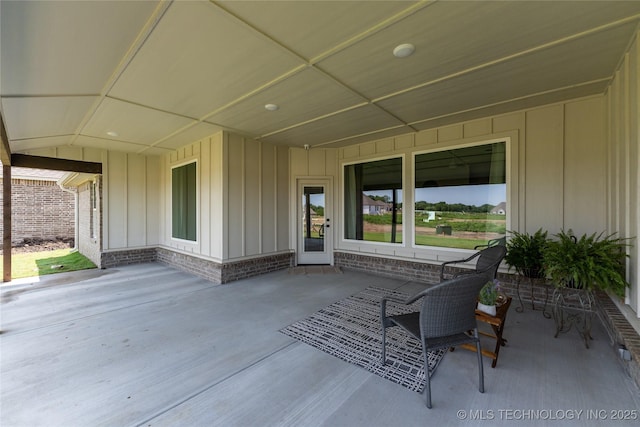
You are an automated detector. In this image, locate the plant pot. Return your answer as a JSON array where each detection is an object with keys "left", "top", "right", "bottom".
[{"left": 477, "top": 302, "right": 496, "bottom": 316}]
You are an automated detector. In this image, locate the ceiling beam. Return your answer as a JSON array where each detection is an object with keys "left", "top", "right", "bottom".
[
  {"left": 0, "top": 115, "right": 11, "bottom": 166},
  {"left": 11, "top": 154, "right": 102, "bottom": 174}
]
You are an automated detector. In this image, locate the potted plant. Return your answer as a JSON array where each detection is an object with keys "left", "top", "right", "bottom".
[
  {"left": 477, "top": 279, "right": 503, "bottom": 316},
  {"left": 543, "top": 229, "right": 631, "bottom": 347},
  {"left": 543, "top": 229, "right": 630, "bottom": 297},
  {"left": 504, "top": 228, "right": 549, "bottom": 278}
]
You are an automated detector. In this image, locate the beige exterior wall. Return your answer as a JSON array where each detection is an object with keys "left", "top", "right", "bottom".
[
  {"left": 289, "top": 147, "right": 339, "bottom": 253},
  {"left": 607, "top": 30, "right": 639, "bottom": 315},
  {"left": 160, "top": 131, "right": 290, "bottom": 262},
  {"left": 319, "top": 97, "right": 606, "bottom": 265},
  {"left": 19, "top": 146, "right": 162, "bottom": 254}
]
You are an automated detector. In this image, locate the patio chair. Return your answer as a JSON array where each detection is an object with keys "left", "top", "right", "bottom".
[
  {"left": 474, "top": 236, "right": 506, "bottom": 250},
  {"left": 380, "top": 274, "right": 487, "bottom": 408},
  {"left": 439, "top": 244, "right": 506, "bottom": 281}
]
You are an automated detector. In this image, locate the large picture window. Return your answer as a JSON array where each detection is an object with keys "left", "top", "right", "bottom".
[
  {"left": 414, "top": 142, "right": 506, "bottom": 249},
  {"left": 172, "top": 162, "right": 197, "bottom": 241},
  {"left": 344, "top": 157, "right": 403, "bottom": 243}
]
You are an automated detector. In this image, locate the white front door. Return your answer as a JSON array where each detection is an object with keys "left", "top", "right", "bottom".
[{"left": 297, "top": 179, "right": 332, "bottom": 265}]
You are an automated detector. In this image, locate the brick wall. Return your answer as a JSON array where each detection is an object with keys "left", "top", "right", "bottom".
[
  {"left": 156, "top": 247, "right": 293, "bottom": 284},
  {"left": 77, "top": 179, "right": 102, "bottom": 267},
  {"left": 0, "top": 178, "right": 75, "bottom": 244}
]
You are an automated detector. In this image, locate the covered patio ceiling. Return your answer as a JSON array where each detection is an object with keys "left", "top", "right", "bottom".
[{"left": 1, "top": 1, "right": 640, "bottom": 158}]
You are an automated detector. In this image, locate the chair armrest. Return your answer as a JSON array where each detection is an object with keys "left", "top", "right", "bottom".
[
  {"left": 439, "top": 251, "right": 482, "bottom": 280},
  {"left": 380, "top": 291, "right": 427, "bottom": 324}
]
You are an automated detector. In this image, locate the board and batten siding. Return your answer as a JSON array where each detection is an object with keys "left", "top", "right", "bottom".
[
  {"left": 17, "top": 146, "right": 161, "bottom": 252},
  {"left": 328, "top": 97, "right": 607, "bottom": 265},
  {"left": 607, "top": 29, "right": 639, "bottom": 314},
  {"left": 289, "top": 147, "right": 338, "bottom": 252},
  {"left": 161, "top": 131, "right": 289, "bottom": 262}
]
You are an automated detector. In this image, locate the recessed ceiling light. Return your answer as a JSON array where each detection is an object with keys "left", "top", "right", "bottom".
[
  {"left": 393, "top": 43, "right": 415, "bottom": 58},
  {"left": 106, "top": 131, "right": 119, "bottom": 137},
  {"left": 264, "top": 103, "right": 279, "bottom": 111}
]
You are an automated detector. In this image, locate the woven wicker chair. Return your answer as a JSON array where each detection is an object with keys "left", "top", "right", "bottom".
[
  {"left": 439, "top": 244, "right": 506, "bottom": 281},
  {"left": 380, "top": 274, "right": 487, "bottom": 408},
  {"left": 473, "top": 236, "right": 506, "bottom": 250}
]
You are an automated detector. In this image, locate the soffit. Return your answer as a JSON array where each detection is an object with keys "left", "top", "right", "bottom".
[{"left": 0, "top": 0, "right": 638, "bottom": 157}]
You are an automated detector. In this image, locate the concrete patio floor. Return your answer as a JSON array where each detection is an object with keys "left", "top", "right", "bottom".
[{"left": 1, "top": 263, "right": 639, "bottom": 426}]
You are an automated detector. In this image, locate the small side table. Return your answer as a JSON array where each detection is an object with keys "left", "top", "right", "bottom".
[
  {"left": 515, "top": 275, "right": 551, "bottom": 318},
  {"left": 459, "top": 296, "right": 512, "bottom": 368}
]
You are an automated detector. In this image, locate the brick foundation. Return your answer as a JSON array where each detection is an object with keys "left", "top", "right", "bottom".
[
  {"left": 101, "top": 248, "right": 157, "bottom": 269},
  {"left": 334, "top": 251, "right": 442, "bottom": 283},
  {"left": 156, "top": 247, "right": 293, "bottom": 284},
  {"left": 595, "top": 292, "right": 640, "bottom": 389}
]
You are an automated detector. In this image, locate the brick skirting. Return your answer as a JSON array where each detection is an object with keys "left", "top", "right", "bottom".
[
  {"left": 98, "top": 247, "right": 293, "bottom": 284},
  {"left": 595, "top": 292, "right": 640, "bottom": 389},
  {"left": 100, "top": 248, "right": 157, "bottom": 269},
  {"left": 156, "top": 248, "right": 293, "bottom": 284},
  {"left": 334, "top": 251, "right": 442, "bottom": 283}
]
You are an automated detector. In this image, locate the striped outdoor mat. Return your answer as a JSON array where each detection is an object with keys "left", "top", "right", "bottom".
[{"left": 280, "top": 286, "right": 446, "bottom": 392}]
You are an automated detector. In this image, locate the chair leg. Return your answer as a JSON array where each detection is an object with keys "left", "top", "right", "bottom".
[
  {"left": 475, "top": 329, "right": 485, "bottom": 394},
  {"left": 381, "top": 324, "right": 387, "bottom": 365},
  {"left": 423, "top": 350, "right": 432, "bottom": 408}
]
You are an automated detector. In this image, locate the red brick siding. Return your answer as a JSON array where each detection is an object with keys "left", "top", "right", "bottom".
[{"left": 0, "top": 178, "right": 75, "bottom": 244}]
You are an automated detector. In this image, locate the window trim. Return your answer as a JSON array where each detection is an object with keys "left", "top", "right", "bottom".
[
  {"left": 171, "top": 160, "right": 199, "bottom": 243},
  {"left": 340, "top": 154, "right": 406, "bottom": 247},
  {"left": 410, "top": 137, "right": 511, "bottom": 250}
]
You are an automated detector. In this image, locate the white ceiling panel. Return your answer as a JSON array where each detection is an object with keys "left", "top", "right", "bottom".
[
  {"left": 74, "top": 135, "right": 159, "bottom": 155},
  {"left": 412, "top": 82, "right": 609, "bottom": 132},
  {"left": 2, "top": 96, "right": 98, "bottom": 140},
  {"left": 0, "top": 0, "right": 159, "bottom": 96},
  {"left": 154, "top": 122, "right": 224, "bottom": 151},
  {"left": 109, "top": 0, "right": 305, "bottom": 119},
  {"left": 215, "top": 0, "right": 420, "bottom": 60},
  {"left": 378, "top": 23, "right": 635, "bottom": 124},
  {"left": 260, "top": 105, "right": 405, "bottom": 147},
  {"left": 81, "top": 98, "right": 195, "bottom": 145},
  {"left": 317, "top": 1, "right": 640, "bottom": 100},
  {"left": 1, "top": 1, "right": 639, "bottom": 156},
  {"left": 8, "top": 135, "right": 76, "bottom": 153},
  {"left": 205, "top": 68, "right": 366, "bottom": 136}
]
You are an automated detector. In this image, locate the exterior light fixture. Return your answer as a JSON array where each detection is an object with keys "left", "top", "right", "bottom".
[
  {"left": 393, "top": 43, "right": 415, "bottom": 58},
  {"left": 264, "top": 103, "right": 279, "bottom": 111}
]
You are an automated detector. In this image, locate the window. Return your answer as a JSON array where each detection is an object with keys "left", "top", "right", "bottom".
[
  {"left": 344, "top": 157, "right": 403, "bottom": 243},
  {"left": 414, "top": 142, "right": 506, "bottom": 249},
  {"left": 90, "top": 180, "right": 97, "bottom": 239},
  {"left": 172, "top": 162, "right": 197, "bottom": 241}
]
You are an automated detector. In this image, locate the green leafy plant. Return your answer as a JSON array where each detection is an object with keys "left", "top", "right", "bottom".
[
  {"left": 543, "top": 230, "right": 631, "bottom": 297},
  {"left": 478, "top": 280, "right": 501, "bottom": 305},
  {"left": 504, "top": 228, "right": 549, "bottom": 278}
]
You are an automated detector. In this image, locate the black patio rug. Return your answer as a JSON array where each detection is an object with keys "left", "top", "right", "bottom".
[{"left": 280, "top": 286, "right": 446, "bottom": 392}]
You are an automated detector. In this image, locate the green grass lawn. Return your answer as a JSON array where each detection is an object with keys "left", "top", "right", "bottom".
[{"left": 0, "top": 249, "right": 96, "bottom": 280}]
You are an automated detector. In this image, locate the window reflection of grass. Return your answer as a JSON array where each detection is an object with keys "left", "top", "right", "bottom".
[
  {"left": 414, "top": 235, "right": 482, "bottom": 249},
  {"left": 0, "top": 249, "right": 96, "bottom": 280},
  {"left": 362, "top": 232, "right": 403, "bottom": 244}
]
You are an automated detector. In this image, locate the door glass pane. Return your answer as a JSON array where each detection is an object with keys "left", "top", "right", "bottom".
[{"left": 302, "top": 186, "right": 325, "bottom": 252}]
